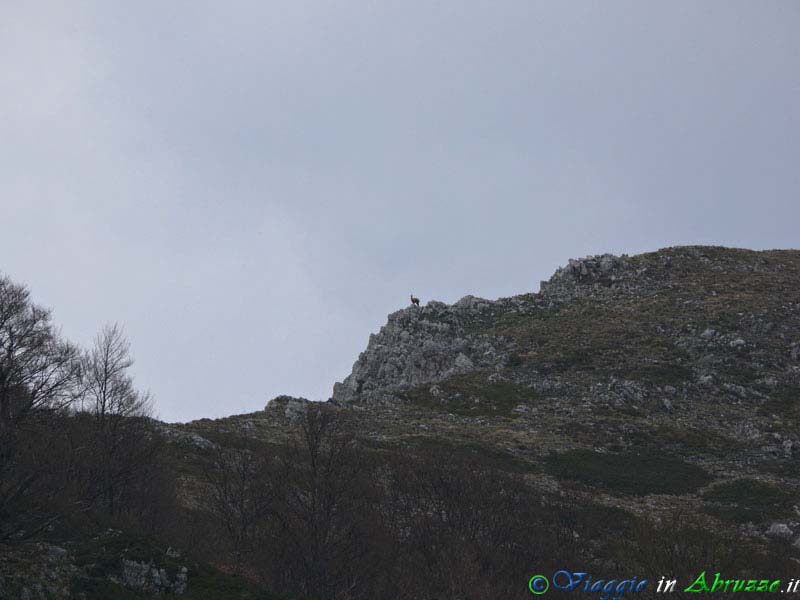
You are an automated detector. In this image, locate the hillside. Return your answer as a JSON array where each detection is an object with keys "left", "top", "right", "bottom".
[
  {"left": 3, "top": 245, "right": 800, "bottom": 599},
  {"left": 172, "top": 246, "right": 800, "bottom": 589},
  {"left": 185, "top": 245, "right": 800, "bottom": 505}
]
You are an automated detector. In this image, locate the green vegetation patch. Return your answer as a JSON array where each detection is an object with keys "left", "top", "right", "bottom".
[
  {"left": 647, "top": 425, "right": 747, "bottom": 456},
  {"left": 616, "top": 363, "right": 694, "bottom": 386},
  {"left": 407, "top": 436, "right": 536, "bottom": 474},
  {"left": 545, "top": 449, "right": 712, "bottom": 496},
  {"left": 558, "top": 502, "right": 637, "bottom": 539},
  {"left": 702, "top": 478, "right": 794, "bottom": 524},
  {"left": 761, "top": 458, "right": 800, "bottom": 479},
  {"left": 404, "top": 372, "right": 538, "bottom": 418},
  {"left": 718, "top": 365, "right": 766, "bottom": 388},
  {"left": 758, "top": 385, "right": 800, "bottom": 420}
]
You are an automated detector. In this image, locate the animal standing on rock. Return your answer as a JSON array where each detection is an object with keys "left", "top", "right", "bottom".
[{"left": 410, "top": 294, "right": 420, "bottom": 307}]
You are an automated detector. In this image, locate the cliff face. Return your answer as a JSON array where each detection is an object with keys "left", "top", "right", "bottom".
[{"left": 331, "top": 296, "right": 516, "bottom": 404}]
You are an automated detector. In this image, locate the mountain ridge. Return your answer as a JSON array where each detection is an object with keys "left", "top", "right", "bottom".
[
  {"left": 329, "top": 245, "right": 800, "bottom": 412},
  {"left": 48, "top": 243, "right": 796, "bottom": 598},
  {"left": 176, "top": 244, "right": 800, "bottom": 517}
]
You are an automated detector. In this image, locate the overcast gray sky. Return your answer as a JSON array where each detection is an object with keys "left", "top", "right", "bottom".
[{"left": 1, "top": 1, "right": 798, "bottom": 422}]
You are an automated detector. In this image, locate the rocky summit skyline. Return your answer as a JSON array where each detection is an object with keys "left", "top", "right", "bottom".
[
  {"left": 2, "top": 2, "right": 799, "bottom": 422},
  {"left": 2, "top": 245, "right": 800, "bottom": 598}
]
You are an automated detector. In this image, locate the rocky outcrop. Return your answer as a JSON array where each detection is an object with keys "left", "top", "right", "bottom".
[
  {"left": 544, "top": 253, "right": 632, "bottom": 286},
  {"left": 265, "top": 395, "right": 313, "bottom": 421},
  {"left": 331, "top": 251, "right": 655, "bottom": 405},
  {"left": 332, "top": 252, "right": 654, "bottom": 405},
  {"left": 115, "top": 559, "right": 188, "bottom": 595},
  {"left": 332, "top": 297, "right": 516, "bottom": 404},
  {"left": 155, "top": 421, "right": 218, "bottom": 450},
  {"left": 538, "top": 251, "right": 665, "bottom": 305},
  {"left": 332, "top": 246, "right": 800, "bottom": 409}
]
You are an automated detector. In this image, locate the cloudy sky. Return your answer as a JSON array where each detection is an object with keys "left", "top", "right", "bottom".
[{"left": 1, "top": 1, "right": 798, "bottom": 422}]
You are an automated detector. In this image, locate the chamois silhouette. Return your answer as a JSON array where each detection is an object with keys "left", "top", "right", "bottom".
[{"left": 410, "top": 293, "right": 420, "bottom": 307}]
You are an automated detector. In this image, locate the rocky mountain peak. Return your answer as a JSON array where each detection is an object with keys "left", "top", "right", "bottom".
[
  {"left": 548, "top": 252, "right": 630, "bottom": 283},
  {"left": 332, "top": 245, "right": 800, "bottom": 407},
  {"left": 331, "top": 294, "right": 516, "bottom": 405}
]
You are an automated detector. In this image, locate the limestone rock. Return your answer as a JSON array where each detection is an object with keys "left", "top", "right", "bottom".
[
  {"left": 119, "top": 559, "right": 188, "bottom": 595},
  {"left": 766, "top": 523, "right": 793, "bottom": 540},
  {"left": 332, "top": 299, "right": 514, "bottom": 404},
  {"left": 265, "top": 395, "right": 312, "bottom": 422}
]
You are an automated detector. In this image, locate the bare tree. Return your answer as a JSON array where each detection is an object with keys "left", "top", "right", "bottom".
[
  {"left": 203, "top": 443, "right": 269, "bottom": 572},
  {"left": 267, "top": 406, "right": 378, "bottom": 600},
  {"left": 0, "top": 279, "right": 171, "bottom": 543},
  {"left": 0, "top": 275, "right": 79, "bottom": 434},
  {"left": 78, "top": 323, "right": 153, "bottom": 515},
  {"left": 0, "top": 275, "right": 80, "bottom": 540},
  {"left": 80, "top": 323, "right": 151, "bottom": 421}
]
